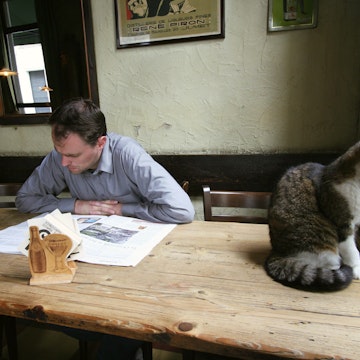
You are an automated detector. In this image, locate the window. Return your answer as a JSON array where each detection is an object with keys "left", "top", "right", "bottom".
[
  {"left": 0, "top": 0, "right": 99, "bottom": 125},
  {"left": 0, "top": 0, "right": 51, "bottom": 117}
]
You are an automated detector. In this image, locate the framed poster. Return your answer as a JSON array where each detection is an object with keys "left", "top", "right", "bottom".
[
  {"left": 268, "top": 0, "right": 318, "bottom": 32},
  {"left": 115, "top": 0, "right": 224, "bottom": 49}
]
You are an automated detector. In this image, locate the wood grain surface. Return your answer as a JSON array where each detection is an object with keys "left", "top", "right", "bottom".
[{"left": 0, "top": 209, "right": 358, "bottom": 359}]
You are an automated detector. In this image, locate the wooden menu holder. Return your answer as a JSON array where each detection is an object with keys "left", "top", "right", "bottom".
[{"left": 28, "top": 226, "right": 77, "bottom": 285}]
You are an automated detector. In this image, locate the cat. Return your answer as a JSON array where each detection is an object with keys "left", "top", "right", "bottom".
[{"left": 265, "top": 141, "right": 360, "bottom": 291}]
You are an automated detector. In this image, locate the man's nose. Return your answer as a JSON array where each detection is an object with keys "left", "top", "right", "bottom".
[{"left": 61, "top": 156, "right": 71, "bottom": 166}]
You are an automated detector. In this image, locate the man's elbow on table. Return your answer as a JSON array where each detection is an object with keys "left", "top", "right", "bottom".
[
  {"left": 168, "top": 205, "right": 195, "bottom": 224},
  {"left": 15, "top": 194, "right": 30, "bottom": 213}
]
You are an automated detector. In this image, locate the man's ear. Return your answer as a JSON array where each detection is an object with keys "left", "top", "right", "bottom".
[{"left": 97, "top": 136, "right": 107, "bottom": 149}]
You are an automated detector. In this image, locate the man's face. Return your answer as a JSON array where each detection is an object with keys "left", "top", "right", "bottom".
[{"left": 52, "top": 131, "right": 106, "bottom": 174}]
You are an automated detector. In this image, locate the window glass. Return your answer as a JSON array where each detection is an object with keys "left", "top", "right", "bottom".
[
  {"left": 4, "top": 0, "right": 37, "bottom": 27},
  {"left": 11, "top": 28, "right": 40, "bottom": 46}
]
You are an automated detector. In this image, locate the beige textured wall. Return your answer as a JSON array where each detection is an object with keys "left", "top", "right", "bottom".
[{"left": 0, "top": 0, "right": 360, "bottom": 155}]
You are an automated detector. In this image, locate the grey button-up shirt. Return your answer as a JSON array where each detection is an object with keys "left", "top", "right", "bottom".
[{"left": 15, "top": 133, "right": 194, "bottom": 224}]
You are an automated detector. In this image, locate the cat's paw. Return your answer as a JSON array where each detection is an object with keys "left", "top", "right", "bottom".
[{"left": 352, "top": 265, "right": 360, "bottom": 279}]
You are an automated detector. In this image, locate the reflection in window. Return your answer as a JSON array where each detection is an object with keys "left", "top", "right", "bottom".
[{"left": 29, "top": 70, "right": 51, "bottom": 113}]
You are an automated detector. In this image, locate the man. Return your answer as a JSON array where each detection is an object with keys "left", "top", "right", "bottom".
[
  {"left": 16, "top": 98, "right": 194, "bottom": 223},
  {"left": 15, "top": 97, "right": 195, "bottom": 359}
]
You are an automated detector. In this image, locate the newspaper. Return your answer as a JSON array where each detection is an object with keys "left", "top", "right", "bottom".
[
  {"left": 75, "top": 215, "right": 176, "bottom": 266},
  {"left": 0, "top": 210, "right": 176, "bottom": 267}
]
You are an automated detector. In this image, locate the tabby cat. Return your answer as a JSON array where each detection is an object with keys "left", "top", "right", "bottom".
[{"left": 265, "top": 141, "right": 360, "bottom": 291}]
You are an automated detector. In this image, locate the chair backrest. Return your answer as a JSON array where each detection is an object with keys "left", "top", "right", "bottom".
[
  {"left": 202, "top": 185, "right": 271, "bottom": 224},
  {"left": 181, "top": 180, "right": 189, "bottom": 193},
  {"left": 0, "top": 183, "right": 22, "bottom": 208}
]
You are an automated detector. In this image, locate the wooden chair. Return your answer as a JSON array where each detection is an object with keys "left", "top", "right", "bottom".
[
  {"left": 0, "top": 183, "right": 22, "bottom": 208},
  {"left": 181, "top": 180, "right": 189, "bottom": 193},
  {"left": 202, "top": 185, "right": 271, "bottom": 224}
]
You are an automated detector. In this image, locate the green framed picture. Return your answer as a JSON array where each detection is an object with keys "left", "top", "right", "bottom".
[{"left": 268, "top": 0, "right": 318, "bottom": 32}]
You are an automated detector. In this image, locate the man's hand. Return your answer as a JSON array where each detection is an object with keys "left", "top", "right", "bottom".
[{"left": 75, "top": 200, "right": 122, "bottom": 216}]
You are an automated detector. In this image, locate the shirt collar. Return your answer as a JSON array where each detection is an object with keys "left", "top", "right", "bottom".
[{"left": 92, "top": 135, "right": 113, "bottom": 175}]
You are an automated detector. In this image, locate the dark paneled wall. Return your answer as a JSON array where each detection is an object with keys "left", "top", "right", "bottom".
[{"left": 0, "top": 154, "right": 339, "bottom": 195}]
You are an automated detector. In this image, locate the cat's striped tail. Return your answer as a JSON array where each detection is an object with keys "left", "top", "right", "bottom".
[{"left": 264, "top": 253, "right": 353, "bottom": 291}]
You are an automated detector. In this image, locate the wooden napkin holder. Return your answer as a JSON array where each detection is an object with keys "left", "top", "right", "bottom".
[{"left": 28, "top": 226, "right": 77, "bottom": 285}]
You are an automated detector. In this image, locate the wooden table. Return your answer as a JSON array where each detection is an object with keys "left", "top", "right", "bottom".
[{"left": 0, "top": 209, "right": 359, "bottom": 360}]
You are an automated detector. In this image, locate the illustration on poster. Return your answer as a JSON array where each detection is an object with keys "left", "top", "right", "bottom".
[{"left": 127, "top": 0, "right": 196, "bottom": 19}]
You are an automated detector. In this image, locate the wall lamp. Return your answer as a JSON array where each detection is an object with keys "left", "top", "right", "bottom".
[{"left": 0, "top": 67, "right": 17, "bottom": 76}]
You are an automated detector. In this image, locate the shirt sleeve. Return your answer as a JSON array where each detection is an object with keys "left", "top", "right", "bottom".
[
  {"left": 15, "top": 151, "right": 76, "bottom": 213},
  {"left": 118, "top": 141, "right": 195, "bottom": 224}
]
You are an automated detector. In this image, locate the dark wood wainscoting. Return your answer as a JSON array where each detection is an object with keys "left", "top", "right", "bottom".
[
  {"left": 155, "top": 154, "right": 340, "bottom": 195},
  {"left": 0, "top": 153, "right": 339, "bottom": 195}
]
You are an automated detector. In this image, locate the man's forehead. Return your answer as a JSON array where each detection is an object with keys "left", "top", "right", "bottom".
[{"left": 53, "top": 133, "right": 88, "bottom": 153}]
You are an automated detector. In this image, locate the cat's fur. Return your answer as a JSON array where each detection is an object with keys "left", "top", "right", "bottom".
[{"left": 265, "top": 141, "right": 360, "bottom": 291}]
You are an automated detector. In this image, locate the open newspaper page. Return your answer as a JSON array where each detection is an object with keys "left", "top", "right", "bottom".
[
  {"left": 0, "top": 218, "right": 31, "bottom": 254},
  {"left": 75, "top": 215, "right": 176, "bottom": 266}
]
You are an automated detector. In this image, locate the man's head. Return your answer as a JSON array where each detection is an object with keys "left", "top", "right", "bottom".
[
  {"left": 49, "top": 98, "right": 107, "bottom": 145},
  {"left": 49, "top": 98, "right": 107, "bottom": 174}
]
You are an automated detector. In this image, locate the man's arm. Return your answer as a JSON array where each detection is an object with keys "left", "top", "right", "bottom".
[
  {"left": 15, "top": 152, "right": 75, "bottom": 213},
  {"left": 118, "top": 143, "right": 195, "bottom": 224}
]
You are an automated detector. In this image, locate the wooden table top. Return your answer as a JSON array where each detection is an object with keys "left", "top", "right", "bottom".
[{"left": 0, "top": 209, "right": 359, "bottom": 360}]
